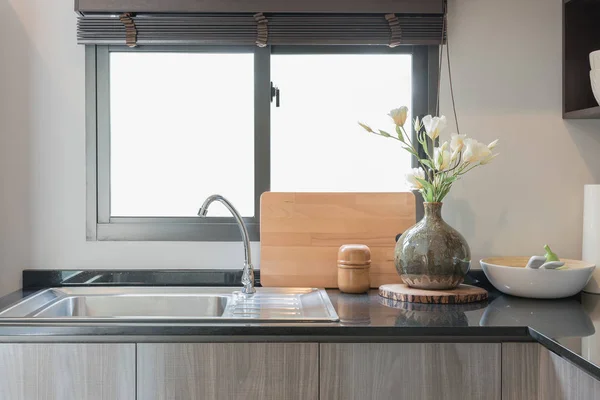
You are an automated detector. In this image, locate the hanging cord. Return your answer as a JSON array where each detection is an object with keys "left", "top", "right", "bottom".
[
  {"left": 446, "top": 15, "right": 460, "bottom": 135},
  {"left": 435, "top": 8, "right": 445, "bottom": 116},
  {"left": 437, "top": 2, "right": 461, "bottom": 135}
]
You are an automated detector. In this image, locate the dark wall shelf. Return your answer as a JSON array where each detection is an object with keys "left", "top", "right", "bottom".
[
  {"left": 565, "top": 0, "right": 600, "bottom": 4},
  {"left": 563, "top": 106, "right": 600, "bottom": 119},
  {"left": 563, "top": 0, "right": 600, "bottom": 119}
]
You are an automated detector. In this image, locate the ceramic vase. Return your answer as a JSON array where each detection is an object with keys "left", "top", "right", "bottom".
[{"left": 395, "top": 202, "right": 471, "bottom": 290}]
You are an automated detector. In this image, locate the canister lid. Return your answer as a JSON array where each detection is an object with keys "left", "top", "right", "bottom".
[{"left": 337, "top": 244, "right": 371, "bottom": 266}]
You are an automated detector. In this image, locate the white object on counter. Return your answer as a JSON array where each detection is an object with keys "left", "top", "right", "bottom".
[
  {"left": 525, "top": 255, "right": 565, "bottom": 270},
  {"left": 480, "top": 257, "right": 595, "bottom": 299},
  {"left": 591, "top": 50, "right": 600, "bottom": 70},
  {"left": 591, "top": 70, "right": 600, "bottom": 106},
  {"left": 525, "top": 255, "right": 546, "bottom": 269},
  {"left": 583, "top": 184, "right": 600, "bottom": 293}
]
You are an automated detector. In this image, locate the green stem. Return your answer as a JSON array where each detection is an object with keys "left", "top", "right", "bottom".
[
  {"left": 370, "top": 130, "right": 431, "bottom": 174},
  {"left": 457, "top": 163, "right": 481, "bottom": 176}
]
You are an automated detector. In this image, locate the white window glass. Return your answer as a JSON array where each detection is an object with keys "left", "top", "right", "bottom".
[
  {"left": 271, "top": 54, "right": 412, "bottom": 192},
  {"left": 109, "top": 52, "right": 255, "bottom": 217}
]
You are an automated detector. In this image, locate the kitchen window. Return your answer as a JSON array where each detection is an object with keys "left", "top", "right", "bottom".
[{"left": 86, "top": 45, "right": 438, "bottom": 241}]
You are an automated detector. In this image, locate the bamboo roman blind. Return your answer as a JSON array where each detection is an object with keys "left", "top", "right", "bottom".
[{"left": 75, "top": 0, "right": 446, "bottom": 47}]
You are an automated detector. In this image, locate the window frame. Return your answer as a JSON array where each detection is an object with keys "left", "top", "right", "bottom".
[{"left": 86, "top": 44, "right": 438, "bottom": 241}]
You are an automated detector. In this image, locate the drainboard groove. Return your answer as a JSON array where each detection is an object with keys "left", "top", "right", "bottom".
[
  {"left": 232, "top": 310, "right": 301, "bottom": 315},
  {"left": 240, "top": 300, "right": 300, "bottom": 305},
  {"left": 236, "top": 302, "right": 299, "bottom": 305},
  {"left": 233, "top": 307, "right": 300, "bottom": 310},
  {"left": 229, "top": 294, "right": 305, "bottom": 319}
]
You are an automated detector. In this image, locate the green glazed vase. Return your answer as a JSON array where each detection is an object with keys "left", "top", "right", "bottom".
[{"left": 395, "top": 202, "right": 471, "bottom": 290}]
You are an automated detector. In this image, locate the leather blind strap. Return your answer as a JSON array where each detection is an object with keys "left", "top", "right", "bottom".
[
  {"left": 119, "top": 13, "right": 138, "bottom": 47},
  {"left": 385, "top": 13, "right": 402, "bottom": 48},
  {"left": 254, "top": 13, "right": 268, "bottom": 47}
]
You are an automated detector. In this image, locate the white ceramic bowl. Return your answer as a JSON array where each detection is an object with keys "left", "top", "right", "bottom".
[
  {"left": 480, "top": 257, "right": 595, "bottom": 299},
  {"left": 590, "top": 50, "right": 600, "bottom": 70},
  {"left": 591, "top": 70, "right": 600, "bottom": 106}
]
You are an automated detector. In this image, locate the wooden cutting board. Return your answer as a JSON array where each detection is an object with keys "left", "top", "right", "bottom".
[{"left": 260, "top": 192, "right": 416, "bottom": 288}]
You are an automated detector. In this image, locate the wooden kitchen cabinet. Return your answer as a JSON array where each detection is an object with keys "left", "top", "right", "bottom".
[
  {"left": 137, "top": 343, "right": 319, "bottom": 400},
  {"left": 2, "top": 341, "right": 597, "bottom": 400},
  {"left": 319, "top": 343, "right": 501, "bottom": 400},
  {"left": 0, "top": 343, "right": 135, "bottom": 400},
  {"left": 502, "top": 343, "right": 600, "bottom": 400}
]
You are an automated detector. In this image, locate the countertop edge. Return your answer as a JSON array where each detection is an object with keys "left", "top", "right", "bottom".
[
  {"left": 0, "top": 324, "right": 597, "bottom": 379},
  {"left": 529, "top": 327, "right": 600, "bottom": 382}
]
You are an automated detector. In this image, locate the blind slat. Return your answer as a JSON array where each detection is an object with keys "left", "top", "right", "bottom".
[
  {"left": 77, "top": 13, "right": 445, "bottom": 46},
  {"left": 75, "top": 0, "right": 444, "bottom": 15}
]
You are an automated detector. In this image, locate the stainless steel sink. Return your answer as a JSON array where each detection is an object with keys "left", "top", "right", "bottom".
[
  {"left": 33, "top": 294, "right": 229, "bottom": 318},
  {"left": 0, "top": 287, "right": 339, "bottom": 322}
]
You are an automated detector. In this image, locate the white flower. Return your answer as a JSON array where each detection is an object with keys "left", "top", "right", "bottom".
[
  {"left": 463, "top": 139, "right": 492, "bottom": 163},
  {"left": 480, "top": 153, "right": 499, "bottom": 165},
  {"left": 488, "top": 139, "right": 499, "bottom": 150},
  {"left": 434, "top": 143, "right": 451, "bottom": 170},
  {"left": 421, "top": 115, "right": 447, "bottom": 140},
  {"left": 462, "top": 139, "right": 476, "bottom": 162},
  {"left": 450, "top": 133, "right": 467, "bottom": 151},
  {"left": 414, "top": 117, "right": 421, "bottom": 132},
  {"left": 450, "top": 147, "right": 461, "bottom": 162},
  {"left": 388, "top": 107, "right": 408, "bottom": 127},
  {"left": 477, "top": 143, "right": 492, "bottom": 162},
  {"left": 405, "top": 167, "right": 426, "bottom": 190}
]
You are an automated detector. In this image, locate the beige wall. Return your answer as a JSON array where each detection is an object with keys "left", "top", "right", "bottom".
[
  {"left": 0, "top": 0, "right": 599, "bottom": 296},
  {"left": 441, "top": 0, "right": 600, "bottom": 264}
]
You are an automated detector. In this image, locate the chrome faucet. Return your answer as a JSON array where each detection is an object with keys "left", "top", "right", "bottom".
[{"left": 198, "top": 195, "right": 256, "bottom": 295}]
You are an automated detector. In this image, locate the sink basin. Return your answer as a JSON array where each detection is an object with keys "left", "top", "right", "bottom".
[
  {"left": 0, "top": 287, "right": 339, "bottom": 323},
  {"left": 34, "top": 294, "right": 229, "bottom": 318}
]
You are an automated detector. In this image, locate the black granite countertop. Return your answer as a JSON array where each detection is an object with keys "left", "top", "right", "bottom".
[{"left": 1, "top": 269, "right": 599, "bottom": 381}]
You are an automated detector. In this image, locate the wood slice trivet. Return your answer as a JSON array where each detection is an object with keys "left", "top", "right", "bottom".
[{"left": 379, "top": 284, "right": 488, "bottom": 304}]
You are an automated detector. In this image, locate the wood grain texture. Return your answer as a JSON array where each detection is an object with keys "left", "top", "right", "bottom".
[
  {"left": 482, "top": 257, "right": 594, "bottom": 269},
  {"left": 320, "top": 343, "right": 501, "bottom": 400},
  {"left": 137, "top": 343, "right": 318, "bottom": 400},
  {"left": 260, "top": 192, "right": 416, "bottom": 288},
  {"left": 379, "top": 284, "right": 488, "bottom": 304},
  {"left": 0, "top": 344, "right": 135, "bottom": 400},
  {"left": 502, "top": 343, "right": 600, "bottom": 400}
]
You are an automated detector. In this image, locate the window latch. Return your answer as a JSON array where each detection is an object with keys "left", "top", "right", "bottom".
[{"left": 270, "top": 82, "right": 280, "bottom": 107}]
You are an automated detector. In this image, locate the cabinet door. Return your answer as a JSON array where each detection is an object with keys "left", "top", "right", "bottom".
[
  {"left": 137, "top": 343, "right": 319, "bottom": 400},
  {"left": 502, "top": 343, "right": 600, "bottom": 400},
  {"left": 0, "top": 343, "right": 135, "bottom": 400},
  {"left": 320, "top": 343, "right": 501, "bottom": 400}
]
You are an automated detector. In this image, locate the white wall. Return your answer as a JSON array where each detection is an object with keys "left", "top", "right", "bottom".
[
  {"left": 441, "top": 0, "right": 600, "bottom": 264},
  {"left": 0, "top": 0, "right": 261, "bottom": 298},
  {"left": 0, "top": 0, "right": 599, "bottom": 296}
]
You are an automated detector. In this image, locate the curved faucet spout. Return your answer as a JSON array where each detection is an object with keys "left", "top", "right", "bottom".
[{"left": 198, "top": 195, "right": 255, "bottom": 295}]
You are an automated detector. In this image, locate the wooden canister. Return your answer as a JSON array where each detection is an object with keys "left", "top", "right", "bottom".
[{"left": 337, "top": 244, "right": 371, "bottom": 294}]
